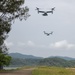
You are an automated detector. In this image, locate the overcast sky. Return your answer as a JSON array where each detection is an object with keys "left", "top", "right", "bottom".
[{"left": 5, "top": 0, "right": 75, "bottom": 58}]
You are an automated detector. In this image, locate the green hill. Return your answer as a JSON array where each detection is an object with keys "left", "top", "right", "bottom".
[
  {"left": 38, "top": 57, "right": 75, "bottom": 67},
  {"left": 9, "top": 53, "right": 75, "bottom": 67},
  {"left": 9, "top": 53, "right": 43, "bottom": 59}
]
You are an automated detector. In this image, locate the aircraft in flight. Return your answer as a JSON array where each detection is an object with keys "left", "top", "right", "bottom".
[
  {"left": 36, "top": 7, "right": 55, "bottom": 16},
  {"left": 44, "top": 31, "right": 53, "bottom": 36}
]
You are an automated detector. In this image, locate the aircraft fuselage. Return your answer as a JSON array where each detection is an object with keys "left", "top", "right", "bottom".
[{"left": 42, "top": 13, "right": 48, "bottom": 16}]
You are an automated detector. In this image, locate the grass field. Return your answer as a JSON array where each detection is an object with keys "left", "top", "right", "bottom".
[{"left": 32, "top": 66, "right": 75, "bottom": 75}]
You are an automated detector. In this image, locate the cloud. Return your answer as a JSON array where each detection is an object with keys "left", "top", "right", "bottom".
[
  {"left": 27, "top": 41, "right": 47, "bottom": 48},
  {"left": 17, "top": 41, "right": 35, "bottom": 47},
  {"left": 17, "top": 40, "right": 75, "bottom": 50},
  {"left": 17, "top": 42, "right": 26, "bottom": 46},
  {"left": 4, "top": 41, "right": 13, "bottom": 47},
  {"left": 27, "top": 41, "right": 35, "bottom": 47},
  {"left": 17, "top": 41, "right": 48, "bottom": 49},
  {"left": 50, "top": 40, "right": 75, "bottom": 49}
]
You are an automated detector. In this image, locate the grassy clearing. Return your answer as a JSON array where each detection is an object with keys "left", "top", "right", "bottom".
[
  {"left": 32, "top": 66, "right": 75, "bottom": 75},
  {"left": 0, "top": 69, "right": 16, "bottom": 73}
]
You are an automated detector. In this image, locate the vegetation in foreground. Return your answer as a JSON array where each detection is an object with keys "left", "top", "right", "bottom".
[
  {"left": 32, "top": 66, "right": 75, "bottom": 75},
  {"left": 0, "top": 0, "right": 29, "bottom": 70}
]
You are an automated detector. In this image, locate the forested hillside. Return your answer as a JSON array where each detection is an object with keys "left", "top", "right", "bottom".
[{"left": 9, "top": 53, "right": 75, "bottom": 67}]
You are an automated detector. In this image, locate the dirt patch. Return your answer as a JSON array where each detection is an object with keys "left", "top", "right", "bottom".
[
  {"left": 0, "top": 68, "right": 34, "bottom": 75},
  {"left": 66, "top": 68, "right": 75, "bottom": 69}
]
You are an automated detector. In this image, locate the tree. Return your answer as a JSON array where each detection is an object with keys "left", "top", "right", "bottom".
[{"left": 0, "top": 0, "right": 30, "bottom": 69}]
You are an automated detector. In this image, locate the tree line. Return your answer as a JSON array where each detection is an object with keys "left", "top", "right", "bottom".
[
  {"left": 0, "top": 0, "right": 29, "bottom": 69},
  {"left": 10, "top": 57, "right": 75, "bottom": 67}
]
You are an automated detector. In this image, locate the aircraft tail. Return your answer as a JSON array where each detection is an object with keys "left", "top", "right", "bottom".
[
  {"left": 36, "top": 7, "right": 39, "bottom": 14},
  {"left": 38, "top": 10, "right": 39, "bottom": 14},
  {"left": 51, "top": 7, "right": 55, "bottom": 11}
]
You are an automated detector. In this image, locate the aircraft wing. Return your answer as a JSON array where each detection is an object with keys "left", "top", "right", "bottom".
[
  {"left": 38, "top": 11, "right": 45, "bottom": 13},
  {"left": 46, "top": 11, "right": 53, "bottom": 13},
  {"left": 49, "top": 32, "right": 53, "bottom": 34},
  {"left": 44, "top": 33, "right": 48, "bottom": 34},
  {"left": 44, "top": 31, "right": 48, "bottom": 34}
]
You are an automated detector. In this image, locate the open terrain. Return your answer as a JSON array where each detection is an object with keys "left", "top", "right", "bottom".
[
  {"left": 0, "top": 68, "right": 35, "bottom": 75},
  {"left": 32, "top": 67, "right": 75, "bottom": 75},
  {"left": 0, "top": 67, "right": 75, "bottom": 75}
]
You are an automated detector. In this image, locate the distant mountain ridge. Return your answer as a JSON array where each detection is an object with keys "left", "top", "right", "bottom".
[
  {"left": 48, "top": 56, "right": 75, "bottom": 60},
  {"left": 9, "top": 53, "right": 75, "bottom": 67},
  {"left": 9, "top": 53, "right": 75, "bottom": 60},
  {"left": 9, "top": 53, "right": 43, "bottom": 59}
]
